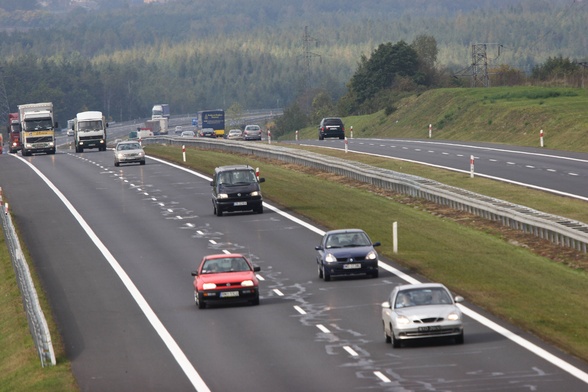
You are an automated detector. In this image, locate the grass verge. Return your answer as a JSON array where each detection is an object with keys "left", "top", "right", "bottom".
[{"left": 146, "top": 143, "right": 588, "bottom": 363}]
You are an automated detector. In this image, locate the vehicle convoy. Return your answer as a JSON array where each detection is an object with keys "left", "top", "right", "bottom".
[
  {"left": 73, "top": 111, "right": 108, "bottom": 152},
  {"left": 151, "top": 104, "right": 170, "bottom": 119},
  {"left": 315, "top": 228, "right": 380, "bottom": 281},
  {"left": 210, "top": 165, "right": 265, "bottom": 216},
  {"left": 18, "top": 102, "right": 58, "bottom": 155},
  {"left": 191, "top": 253, "right": 261, "bottom": 309},
  {"left": 381, "top": 283, "right": 464, "bottom": 348},
  {"left": 318, "top": 117, "right": 345, "bottom": 140},
  {"left": 144, "top": 117, "right": 168, "bottom": 135},
  {"left": 197, "top": 109, "right": 225, "bottom": 138},
  {"left": 7, "top": 112, "right": 22, "bottom": 153}
]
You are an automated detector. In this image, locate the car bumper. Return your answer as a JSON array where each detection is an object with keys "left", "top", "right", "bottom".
[
  {"left": 323, "top": 260, "right": 378, "bottom": 276},
  {"left": 394, "top": 323, "right": 463, "bottom": 340},
  {"left": 116, "top": 156, "right": 144, "bottom": 164},
  {"left": 216, "top": 198, "right": 263, "bottom": 213},
  {"left": 200, "top": 287, "right": 259, "bottom": 304},
  {"left": 320, "top": 131, "right": 344, "bottom": 138}
]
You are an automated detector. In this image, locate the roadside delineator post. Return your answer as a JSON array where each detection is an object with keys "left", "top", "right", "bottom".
[
  {"left": 470, "top": 155, "right": 475, "bottom": 178},
  {"left": 350, "top": 126, "right": 353, "bottom": 139},
  {"left": 393, "top": 222, "right": 398, "bottom": 253},
  {"left": 428, "top": 124, "right": 432, "bottom": 138},
  {"left": 295, "top": 130, "right": 298, "bottom": 141},
  {"left": 268, "top": 129, "right": 272, "bottom": 144},
  {"left": 540, "top": 129, "right": 544, "bottom": 148},
  {"left": 344, "top": 136, "right": 348, "bottom": 153},
  {"left": 182, "top": 145, "right": 186, "bottom": 162},
  {"left": 255, "top": 167, "right": 260, "bottom": 180}
]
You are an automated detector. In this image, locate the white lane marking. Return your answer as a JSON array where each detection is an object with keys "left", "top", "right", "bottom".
[
  {"left": 374, "top": 371, "right": 391, "bottom": 383},
  {"left": 256, "top": 274, "right": 265, "bottom": 281},
  {"left": 316, "top": 324, "right": 330, "bottom": 333},
  {"left": 569, "top": 173, "right": 579, "bottom": 176},
  {"left": 273, "top": 289, "right": 284, "bottom": 296},
  {"left": 294, "top": 306, "right": 307, "bottom": 315},
  {"left": 15, "top": 155, "right": 210, "bottom": 392},
  {"left": 343, "top": 346, "right": 358, "bottom": 356},
  {"left": 209, "top": 240, "right": 217, "bottom": 245}
]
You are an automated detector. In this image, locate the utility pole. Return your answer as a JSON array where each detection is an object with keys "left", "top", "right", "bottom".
[
  {"left": 302, "top": 26, "right": 321, "bottom": 92},
  {"left": 0, "top": 67, "right": 10, "bottom": 136}
]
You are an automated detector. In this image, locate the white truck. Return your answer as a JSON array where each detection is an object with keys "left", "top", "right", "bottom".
[
  {"left": 145, "top": 117, "right": 168, "bottom": 135},
  {"left": 18, "top": 102, "right": 58, "bottom": 156},
  {"left": 151, "top": 104, "right": 170, "bottom": 119},
  {"left": 73, "top": 111, "right": 108, "bottom": 152}
]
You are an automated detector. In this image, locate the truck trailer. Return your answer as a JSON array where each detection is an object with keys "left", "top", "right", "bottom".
[
  {"left": 144, "top": 117, "right": 168, "bottom": 135},
  {"left": 73, "top": 111, "right": 108, "bottom": 152},
  {"left": 7, "top": 112, "right": 21, "bottom": 153},
  {"left": 18, "top": 102, "right": 57, "bottom": 156},
  {"left": 151, "top": 104, "right": 170, "bottom": 119}
]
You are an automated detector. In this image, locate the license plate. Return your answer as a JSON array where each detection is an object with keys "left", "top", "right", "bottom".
[
  {"left": 343, "top": 263, "right": 361, "bottom": 269},
  {"left": 418, "top": 326, "right": 441, "bottom": 332},
  {"left": 233, "top": 201, "right": 247, "bottom": 206},
  {"left": 220, "top": 291, "right": 239, "bottom": 298}
]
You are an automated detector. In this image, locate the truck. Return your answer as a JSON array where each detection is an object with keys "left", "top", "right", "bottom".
[
  {"left": 18, "top": 102, "right": 58, "bottom": 156},
  {"left": 197, "top": 109, "right": 225, "bottom": 138},
  {"left": 7, "top": 112, "right": 22, "bottom": 153},
  {"left": 145, "top": 117, "right": 168, "bottom": 135},
  {"left": 73, "top": 111, "right": 108, "bottom": 152},
  {"left": 151, "top": 104, "right": 170, "bottom": 119},
  {"left": 130, "top": 128, "right": 154, "bottom": 141}
]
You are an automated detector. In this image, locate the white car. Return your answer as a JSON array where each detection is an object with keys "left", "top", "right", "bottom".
[
  {"left": 381, "top": 283, "right": 464, "bottom": 348},
  {"left": 181, "top": 130, "right": 196, "bottom": 138},
  {"left": 227, "top": 129, "right": 243, "bottom": 140},
  {"left": 66, "top": 129, "right": 74, "bottom": 136}
]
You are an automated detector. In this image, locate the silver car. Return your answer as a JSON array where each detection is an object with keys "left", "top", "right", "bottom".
[
  {"left": 243, "top": 124, "right": 262, "bottom": 140},
  {"left": 114, "top": 141, "right": 145, "bottom": 166},
  {"left": 381, "top": 283, "right": 464, "bottom": 348},
  {"left": 227, "top": 129, "right": 243, "bottom": 140}
]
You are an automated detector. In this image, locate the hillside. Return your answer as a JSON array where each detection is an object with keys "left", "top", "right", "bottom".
[{"left": 292, "top": 86, "right": 588, "bottom": 153}]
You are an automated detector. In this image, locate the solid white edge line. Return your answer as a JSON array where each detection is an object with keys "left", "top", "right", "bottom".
[{"left": 14, "top": 155, "right": 209, "bottom": 392}]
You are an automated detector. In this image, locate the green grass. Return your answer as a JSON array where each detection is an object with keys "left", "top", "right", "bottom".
[
  {"left": 0, "top": 232, "right": 78, "bottom": 391},
  {"left": 145, "top": 143, "right": 588, "bottom": 362}
]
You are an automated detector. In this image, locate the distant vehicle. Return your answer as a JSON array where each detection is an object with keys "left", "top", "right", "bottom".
[
  {"left": 66, "top": 129, "right": 74, "bottom": 137},
  {"left": 191, "top": 253, "right": 261, "bottom": 309},
  {"left": 18, "top": 102, "right": 58, "bottom": 155},
  {"left": 114, "top": 140, "right": 145, "bottom": 166},
  {"left": 381, "top": 283, "right": 464, "bottom": 348},
  {"left": 7, "top": 112, "right": 21, "bottom": 153},
  {"left": 145, "top": 117, "right": 168, "bottom": 135},
  {"left": 243, "top": 124, "right": 262, "bottom": 140},
  {"left": 197, "top": 109, "right": 225, "bottom": 138},
  {"left": 226, "top": 129, "right": 243, "bottom": 140},
  {"left": 181, "top": 130, "right": 196, "bottom": 138},
  {"left": 198, "top": 128, "right": 215, "bottom": 138},
  {"left": 210, "top": 165, "right": 265, "bottom": 216},
  {"left": 175, "top": 126, "right": 183, "bottom": 134},
  {"left": 319, "top": 117, "right": 345, "bottom": 140},
  {"left": 152, "top": 104, "right": 170, "bottom": 119},
  {"left": 73, "top": 111, "right": 108, "bottom": 152},
  {"left": 315, "top": 228, "right": 380, "bottom": 281}
]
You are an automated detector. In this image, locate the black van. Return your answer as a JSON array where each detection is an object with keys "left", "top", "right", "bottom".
[{"left": 210, "top": 165, "right": 265, "bottom": 216}]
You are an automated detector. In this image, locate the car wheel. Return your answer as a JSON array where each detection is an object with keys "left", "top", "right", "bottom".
[
  {"left": 317, "top": 264, "right": 323, "bottom": 279},
  {"left": 256, "top": 205, "right": 264, "bottom": 214},
  {"left": 114, "top": 161, "right": 120, "bottom": 167},
  {"left": 140, "top": 160, "right": 145, "bottom": 165},
  {"left": 323, "top": 268, "right": 331, "bottom": 282},
  {"left": 251, "top": 295, "right": 260, "bottom": 306},
  {"left": 372, "top": 270, "right": 379, "bottom": 278},
  {"left": 319, "top": 134, "right": 324, "bottom": 140},
  {"left": 455, "top": 331, "right": 464, "bottom": 345},
  {"left": 392, "top": 331, "right": 401, "bottom": 348},
  {"left": 215, "top": 205, "right": 223, "bottom": 216},
  {"left": 195, "top": 291, "right": 205, "bottom": 309},
  {"left": 384, "top": 322, "right": 392, "bottom": 343}
]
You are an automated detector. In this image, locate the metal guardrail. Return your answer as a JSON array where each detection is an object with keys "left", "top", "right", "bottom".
[
  {"left": 145, "top": 136, "right": 588, "bottom": 253},
  {"left": 0, "top": 189, "right": 56, "bottom": 367}
]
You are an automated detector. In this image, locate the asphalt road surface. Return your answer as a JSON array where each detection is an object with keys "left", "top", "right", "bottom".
[{"left": 1, "top": 146, "right": 587, "bottom": 391}]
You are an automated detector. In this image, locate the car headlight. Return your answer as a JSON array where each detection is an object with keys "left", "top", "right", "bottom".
[
  {"left": 396, "top": 315, "right": 410, "bottom": 325},
  {"left": 250, "top": 191, "right": 260, "bottom": 196},
  {"left": 202, "top": 283, "right": 217, "bottom": 290},
  {"left": 138, "top": 151, "right": 145, "bottom": 157},
  {"left": 241, "top": 280, "right": 255, "bottom": 287},
  {"left": 218, "top": 193, "right": 228, "bottom": 199},
  {"left": 325, "top": 253, "right": 337, "bottom": 263},
  {"left": 447, "top": 312, "right": 460, "bottom": 321},
  {"left": 116, "top": 153, "right": 124, "bottom": 159},
  {"left": 366, "top": 250, "right": 378, "bottom": 260}
]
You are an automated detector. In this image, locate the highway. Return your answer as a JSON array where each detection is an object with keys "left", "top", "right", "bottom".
[
  {"left": 295, "top": 138, "right": 588, "bottom": 200},
  {"left": 1, "top": 144, "right": 587, "bottom": 391}
]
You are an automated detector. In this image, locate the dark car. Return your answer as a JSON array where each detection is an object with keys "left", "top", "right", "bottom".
[
  {"left": 319, "top": 117, "right": 345, "bottom": 140},
  {"left": 210, "top": 165, "right": 265, "bottom": 216},
  {"left": 199, "top": 128, "right": 216, "bottom": 138},
  {"left": 191, "top": 253, "right": 261, "bottom": 309},
  {"left": 315, "top": 228, "right": 380, "bottom": 281}
]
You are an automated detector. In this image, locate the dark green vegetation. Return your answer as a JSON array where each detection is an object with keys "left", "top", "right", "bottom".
[
  {"left": 145, "top": 143, "right": 588, "bottom": 364},
  {"left": 1, "top": 1, "right": 586, "bottom": 126}
]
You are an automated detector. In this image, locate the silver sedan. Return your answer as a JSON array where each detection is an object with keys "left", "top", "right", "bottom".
[
  {"left": 114, "top": 141, "right": 146, "bottom": 166},
  {"left": 382, "top": 283, "right": 464, "bottom": 348}
]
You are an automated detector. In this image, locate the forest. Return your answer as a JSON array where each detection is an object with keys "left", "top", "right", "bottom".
[{"left": 0, "top": 0, "right": 585, "bottom": 127}]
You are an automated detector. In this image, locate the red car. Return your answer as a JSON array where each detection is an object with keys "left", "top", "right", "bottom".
[{"left": 191, "top": 253, "right": 261, "bottom": 309}]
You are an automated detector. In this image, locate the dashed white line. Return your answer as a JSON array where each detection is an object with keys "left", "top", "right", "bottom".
[
  {"left": 343, "top": 346, "right": 358, "bottom": 356},
  {"left": 273, "top": 289, "right": 284, "bottom": 296},
  {"left": 294, "top": 306, "right": 307, "bottom": 315},
  {"left": 316, "top": 324, "right": 330, "bottom": 334},
  {"left": 374, "top": 371, "right": 391, "bottom": 383}
]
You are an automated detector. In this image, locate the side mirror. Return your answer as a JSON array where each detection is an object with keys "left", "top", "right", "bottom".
[
  {"left": 315, "top": 245, "right": 323, "bottom": 251},
  {"left": 372, "top": 241, "right": 381, "bottom": 247},
  {"left": 381, "top": 301, "right": 391, "bottom": 309},
  {"left": 454, "top": 296, "right": 464, "bottom": 303},
  {"left": 258, "top": 177, "right": 265, "bottom": 183},
  {"left": 253, "top": 266, "right": 261, "bottom": 272},
  {"left": 191, "top": 271, "right": 198, "bottom": 277}
]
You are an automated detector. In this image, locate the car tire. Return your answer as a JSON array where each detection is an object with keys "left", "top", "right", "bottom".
[
  {"left": 114, "top": 161, "right": 119, "bottom": 167},
  {"left": 256, "top": 205, "right": 264, "bottom": 214},
  {"left": 323, "top": 268, "right": 331, "bottom": 282},
  {"left": 372, "top": 270, "right": 379, "bottom": 278},
  {"left": 384, "top": 322, "right": 392, "bottom": 343},
  {"left": 140, "top": 160, "right": 145, "bottom": 165},
  {"left": 215, "top": 205, "right": 223, "bottom": 216},
  {"left": 317, "top": 264, "right": 323, "bottom": 279},
  {"left": 455, "top": 331, "right": 464, "bottom": 345},
  {"left": 195, "top": 291, "right": 205, "bottom": 309},
  {"left": 392, "top": 331, "right": 401, "bottom": 348},
  {"left": 251, "top": 296, "right": 260, "bottom": 306},
  {"left": 319, "top": 134, "right": 324, "bottom": 140}
]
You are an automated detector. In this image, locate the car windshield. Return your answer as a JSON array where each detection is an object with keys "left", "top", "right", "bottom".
[
  {"left": 325, "top": 232, "right": 371, "bottom": 248},
  {"left": 202, "top": 257, "right": 250, "bottom": 273},
  {"left": 218, "top": 170, "right": 257, "bottom": 186},
  {"left": 117, "top": 143, "right": 141, "bottom": 151},
  {"left": 394, "top": 288, "right": 452, "bottom": 309}
]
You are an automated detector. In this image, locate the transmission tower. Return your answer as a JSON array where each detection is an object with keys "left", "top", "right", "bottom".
[
  {"left": 454, "top": 43, "right": 503, "bottom": 87},
  {"left": 0, "top": 67, "right": 10, "bottom": 134},
  {"left": 302, "top": 26, "right": 321, "bottom": 91}
]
